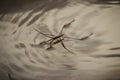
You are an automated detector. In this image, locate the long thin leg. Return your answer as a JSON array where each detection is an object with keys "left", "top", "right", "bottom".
[
  {"left": 46, "top": 39, "right": 54, "bottom": 50},
  {"left": 78, "top": 33, "right": 93, "bottom": 40},
  {"left": 61, "top": 41, "right": 75, "bottom": 54},
  {"left": 64, "top": 33, "right": 93, "bottom": 41},
  {"left": 59, "top": 20, "right": 75, "bottom": 34},
  {"left": 33, "top": 27, "right": 54, "bottom": 38},
  {"left": 30, "top": 38, "right": 53, "bottom": 47},
  {"left": 39, "top": 38, "right": 53, "bottom": 45}
]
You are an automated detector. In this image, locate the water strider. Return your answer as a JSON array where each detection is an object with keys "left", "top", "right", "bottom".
[{"left": 32, "top": 20, "right": 93, "bottom": 54}]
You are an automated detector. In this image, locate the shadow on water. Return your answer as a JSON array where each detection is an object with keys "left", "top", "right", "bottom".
[
  {"left": 90, "top": 0, "right": 120, "bottom": 5},
  {"left": 0, "top": 0, "right": 120, "bottom": 14},
  {"left": 0, "top": 0, "right": 69, "bottom": 26},
  {"left": 0, "top": 0, "right": 68, "bottom": 14},
  {"left": 0, "top": 0, "right": 119, "bottom": 27}
]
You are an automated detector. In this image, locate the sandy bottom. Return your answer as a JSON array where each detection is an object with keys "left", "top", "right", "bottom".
[{"left": 0, "top": 1, "right": 120, "bottom": 80}]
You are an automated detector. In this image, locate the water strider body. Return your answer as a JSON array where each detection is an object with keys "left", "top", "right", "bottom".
[
  {"left": 32, "top": 20, "right": 93, "bottom": 54},
  {"left": 51, "top": 34, "right": 64, "bottom": 45}
]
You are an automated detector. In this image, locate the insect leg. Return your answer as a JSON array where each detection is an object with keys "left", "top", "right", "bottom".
[
  {"left": 64, "top": 33, "right": 93, "bottom": 41},
  {"left": 39, "top": 38, "right": 53, "bottom": 45},
  {"left": 33, "top": 27, "right": 54, "bottom": 38},
  {"left": 78, "top": 33, "right": 93, "bottom": 40},
  {"left": 30, "top": 38, "right": 53, "bottom": 47},
  {"left": 46, "top": 40, "right": 54, "bottom": 50},
  {"left": 61, "top": 41, "right": 75, "bottom": 54},
  {"left": 59, "top": 20, "right": 75, "bottom": 34}
]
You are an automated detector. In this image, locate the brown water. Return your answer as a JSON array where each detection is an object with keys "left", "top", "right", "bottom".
[{"left": 0, "top": 0, "right": 120, "bottom": 80}]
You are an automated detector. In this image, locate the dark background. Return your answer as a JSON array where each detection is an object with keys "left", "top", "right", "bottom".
[{"left": 0, "top": 0, "right": 120, "bottom": 13}]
